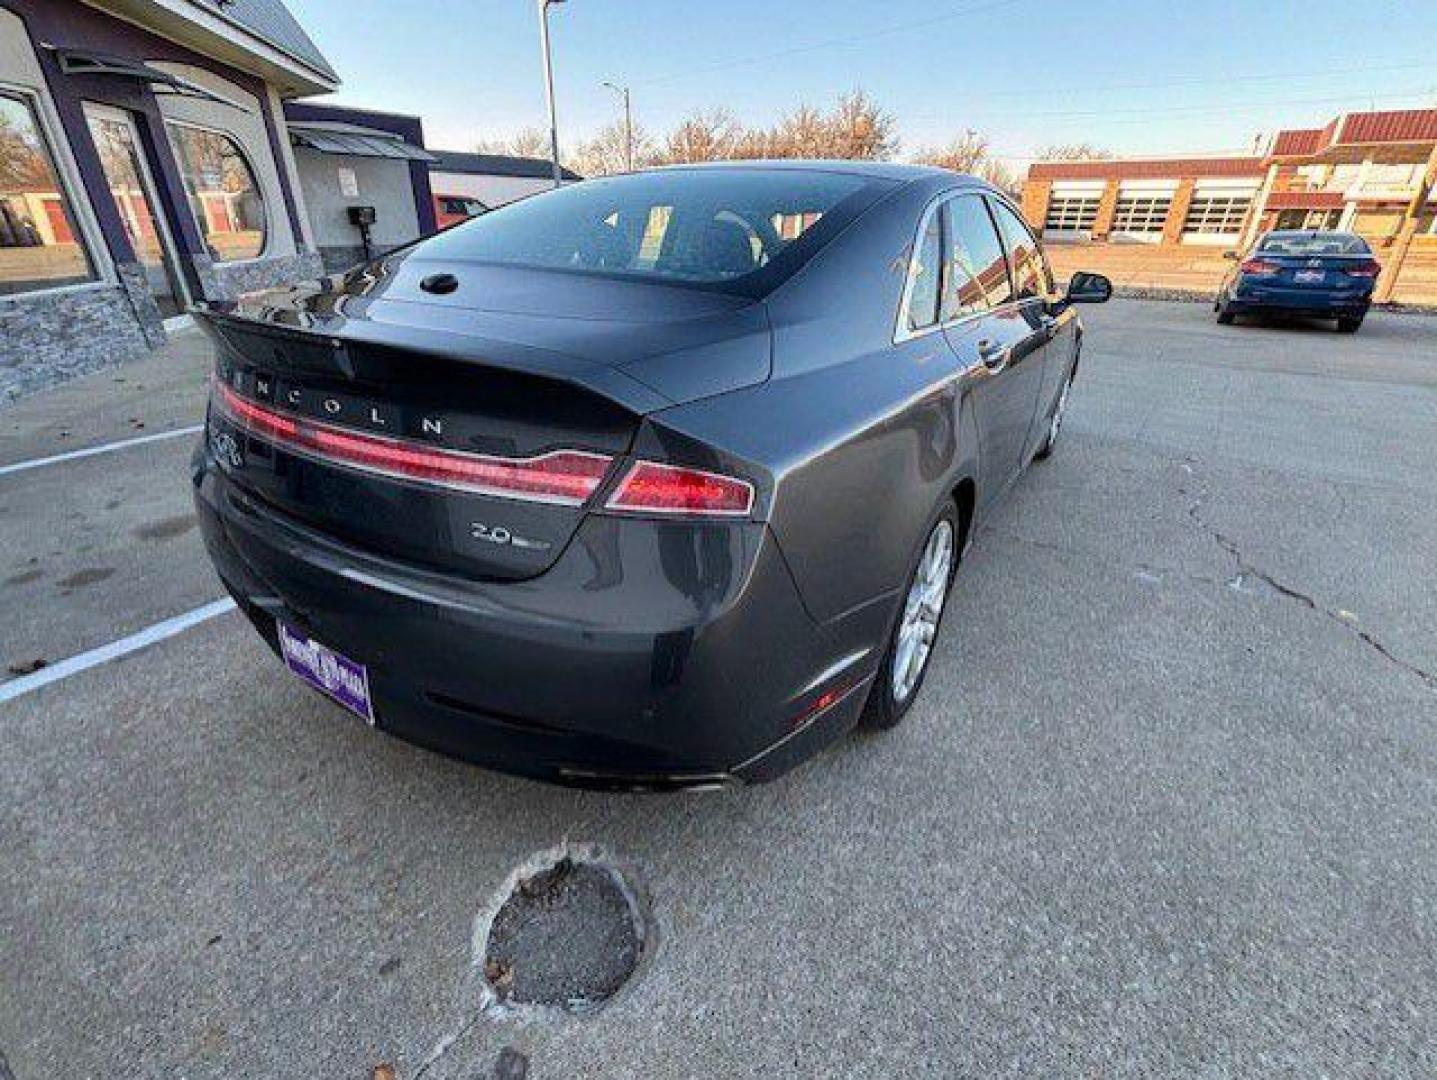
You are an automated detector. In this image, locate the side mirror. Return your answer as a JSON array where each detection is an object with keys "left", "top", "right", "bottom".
[
  {"left": 1065, "top": 270, "right": 1112, "bottom": 305},
  {"left": 1223, "top": 250, "right": 1241, "bottom": 261}
]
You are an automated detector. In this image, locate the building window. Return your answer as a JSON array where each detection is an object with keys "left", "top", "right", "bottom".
[
  {"left": 1275, "top": 209, "right": 1342, "bottom": 231},
  {"left": 440, "top": 196, "right": 487, "bottom": 218},
  {"left": 165, "top": 122, "right": 267, "bottom": 262},
  {"left": 0, "top": 91, "right": 97, "bottom": 296},
  {"left": 1043, "top": 195, "right": 1100, "bottom": 235},
  {"left": 1183, "top": 192, "right": 1253, "bottom": 236},
  {"left": 1111, "top": 193, "right": 1172, "bottom": 236}
]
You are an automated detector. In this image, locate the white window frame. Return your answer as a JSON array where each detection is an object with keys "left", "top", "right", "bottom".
[
  {"left": 164, "top": 116, "right": 272, "bottom": 264},
  {"left": 0, "top": 80, "right": 114, "bottom": 299}
]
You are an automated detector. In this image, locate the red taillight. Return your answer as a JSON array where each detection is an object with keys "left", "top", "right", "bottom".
[
  {"left": 604, "top": 460, "right": 754, "bottom": 518},
  {"left": 214, "top": 382, "right": 612, "bottom": 504},
  {"left": 1344, "top": 259, "right": 1381, "bottom": 279},
  {"left": 1240, "top": 258, "right": 1280, "bottom": 276}
]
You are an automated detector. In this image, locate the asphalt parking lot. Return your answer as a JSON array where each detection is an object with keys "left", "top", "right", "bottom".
[{"left": 1, "top": 300, "right": 1434, "bottom": 1078}]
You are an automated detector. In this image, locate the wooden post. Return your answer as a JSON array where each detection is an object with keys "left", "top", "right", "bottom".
[
  {"left": 1091, "top": 180, "right": 1119, "bottom": 241},
  {"left": 1376, "top": 142, "right": 1437, "bottom": 303},
  {"left": 1162, "top": 179, "right": 1196, "bottom": 247}
]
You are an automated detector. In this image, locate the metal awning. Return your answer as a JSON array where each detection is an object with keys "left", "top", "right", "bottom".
[
  {"left": 47, "top": 47, "right": 246, "bottom": 110},
  {"left": 287, "top": 121, "right": 437, "bottom": 163}
]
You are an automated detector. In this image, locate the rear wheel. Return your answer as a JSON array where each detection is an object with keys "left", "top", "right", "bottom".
[
  {"left": 1337, "top": 315, "right": 1363, "bottom": 333},
  {"left": 863, "top": 503, "right": 959, "bottom": 730},
  {"left": 1216, "top": 303, "right": 1236, "bottom": 325}
]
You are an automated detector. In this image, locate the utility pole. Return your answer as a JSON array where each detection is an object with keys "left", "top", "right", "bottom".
[
  {"left": 603, "top": 81, "right": 633, "bottom": 172},
  {"left": 537, "top": 0, "right": 566, "bottom": 188}
]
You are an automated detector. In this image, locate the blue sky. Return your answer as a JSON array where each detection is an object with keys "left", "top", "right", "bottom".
[{"left": 288, "top": 0, "right": 1437, "bottom": 164}]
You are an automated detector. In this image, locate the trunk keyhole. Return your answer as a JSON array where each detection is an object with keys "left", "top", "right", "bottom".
[{"left": 420, "top": 273, "right": 459, "bottom": 295}]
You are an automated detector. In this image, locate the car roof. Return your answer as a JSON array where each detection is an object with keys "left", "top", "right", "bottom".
[
  {"left": 1263, "top": 229, "right": 1362, "bottom": 240},
  {"left": 642, "top": 159, "right": 966, "bottom": 183}
]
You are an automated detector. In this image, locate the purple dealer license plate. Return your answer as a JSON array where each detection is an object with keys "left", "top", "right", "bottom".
[{"left": 277, "top": 621, "right": 374, "bottom": 723}]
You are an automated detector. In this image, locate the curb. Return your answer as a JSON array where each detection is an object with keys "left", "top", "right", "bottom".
[{"left": 1092, "top": 285, "right": 1437, "bottom": 316}]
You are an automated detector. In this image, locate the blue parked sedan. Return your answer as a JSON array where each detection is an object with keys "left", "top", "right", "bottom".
[{"left": 1215, "top": 230, "right": 1381, "bottom": 333}]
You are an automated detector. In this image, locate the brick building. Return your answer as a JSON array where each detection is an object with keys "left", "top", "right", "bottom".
[{"left": 1021, "top": 108, "right": 1437, "bottom": 301}]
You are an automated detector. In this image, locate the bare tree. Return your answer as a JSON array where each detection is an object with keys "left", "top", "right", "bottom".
[
  {"left": 772, "top": 105, "right": 829, "bottom": 159},
  {"left": 1035, "top": 142, "right": 1109, "bottom": 161},
  {"left": 0, "top": 114, "right": 52, "bottom": 190},
  {"left": 474, "top": 127, "right": 553, "bottom": 160},
  {"left": 826, "top": 89, "right": 897, "bottom": 160},
  {"left": 912, "top": 130, "right": 991, "bottom": 173},
  {"left": 651, "top": 90, "right": 896, "bottom": 165},
  {"left": 570, "top": 119, "right": 654, "bottom": 177},
  {"left": 913, "top": 130, "right": 1017, "bottom": 191},
  {"left": 655, "top": 109, "right": 742, "bottom": 164}
]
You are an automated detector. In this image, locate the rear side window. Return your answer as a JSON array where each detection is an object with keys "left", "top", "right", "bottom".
[
  {"left": 942, "top": 195, "right": 1012, "bottom": 320},
  {"left": 417, "top": 168, "right": 891, "bottom": 296},
  {"left": 906, "top": 211, "right": 943, "bottom": 332},
  {"left": 990, "top": 199, "right": 1051, "bottom": 302}
]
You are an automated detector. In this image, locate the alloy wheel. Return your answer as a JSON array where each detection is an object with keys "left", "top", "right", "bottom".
[{"left": 891, "top": 519, "right": 955, "bottom": 704}]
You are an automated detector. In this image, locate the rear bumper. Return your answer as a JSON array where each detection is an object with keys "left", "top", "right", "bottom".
[
  {"left": 1227, "top": 283, "right": 1372, "bottom": 318},
  {"left": 194, "top": 446, "right": 879, "bottom": 787}
]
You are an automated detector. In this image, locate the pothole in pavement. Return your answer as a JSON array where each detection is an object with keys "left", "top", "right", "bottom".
[{"left": 480, "top": 851, "right": 647, "bottom": 1014}]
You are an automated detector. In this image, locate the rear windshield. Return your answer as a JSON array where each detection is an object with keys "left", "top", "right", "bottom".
[
  {"left": 415, "top": 168, "right": 891, "bottom": 295},
  {"left": 1258, "top": 232, "right": 1371, "bottom": 256}
]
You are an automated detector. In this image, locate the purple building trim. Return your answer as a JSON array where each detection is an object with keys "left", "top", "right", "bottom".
[{"left": 284, "top": 101, "right": 438, "bottom": 235}]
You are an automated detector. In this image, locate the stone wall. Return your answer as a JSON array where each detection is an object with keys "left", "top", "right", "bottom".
[{"left": 0, "top": 280, "right": 153, "bottom": 401}]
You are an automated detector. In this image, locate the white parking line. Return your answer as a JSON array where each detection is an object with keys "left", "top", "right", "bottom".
[
  {"left": 0, "top": 424, "right": 203, "bottom": 478},
  {"left": 0, "top": 598, "right": 236, "bottom": 705}
]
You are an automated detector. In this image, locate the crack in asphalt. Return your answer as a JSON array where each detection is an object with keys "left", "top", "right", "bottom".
[
  {"left": 1183, "top": 486, "right": 1437, "bottom": 694},
  {"left": 412, "top": 1003, "right": 485, "bottom": 1080}
]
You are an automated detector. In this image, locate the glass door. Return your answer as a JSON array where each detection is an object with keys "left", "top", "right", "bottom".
[{"left": 83, "top": 104, "right": 188, "bottom": 318}]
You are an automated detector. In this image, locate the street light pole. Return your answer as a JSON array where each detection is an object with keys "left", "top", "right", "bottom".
[
  {"left": 602, "top": 81, "right": 633, "bottom": 173},
  {"left": 537, "top": 0, "right": 565, "bottom": 188}
]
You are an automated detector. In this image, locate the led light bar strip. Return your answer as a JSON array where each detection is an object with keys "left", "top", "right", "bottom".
[{"left": 214, "top": 382, "right": 612, "bottom": 505}]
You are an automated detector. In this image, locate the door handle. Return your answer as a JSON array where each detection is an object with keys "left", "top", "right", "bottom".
[{"left": 976, "top": 338, "right": 1010, "bottom": 372}]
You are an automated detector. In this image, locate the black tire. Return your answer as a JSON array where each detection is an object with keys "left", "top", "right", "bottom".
[
  {"left": 862, "top": 500, "right": 961, "bottom": 730},
  {"left": 1337, "top": 315, "right": 1363, "bottom": 333},
  {"left": 1216, "top": 305, "right": 1235, "bottom": 325}
]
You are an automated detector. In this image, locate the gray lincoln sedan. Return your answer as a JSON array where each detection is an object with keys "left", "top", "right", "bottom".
[{"left": 192, "top": 162, "right": 1110, "bottom": 788}]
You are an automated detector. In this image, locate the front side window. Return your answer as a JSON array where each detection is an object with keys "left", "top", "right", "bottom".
[
  {"left": 990, "top": 199, "right": 1051, "bottom": 301},
  {"left": 0, "top": 92, "right": 96, "bottom": 296},
  {"left": 417, "top": 167, "right": 889, "bottom": 295},
  {"left": 942, "top": 195, "right": 1011, "bottom": 320},
  {"left": 166, "top": 123, "right": 266, "bottom": 262}
]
